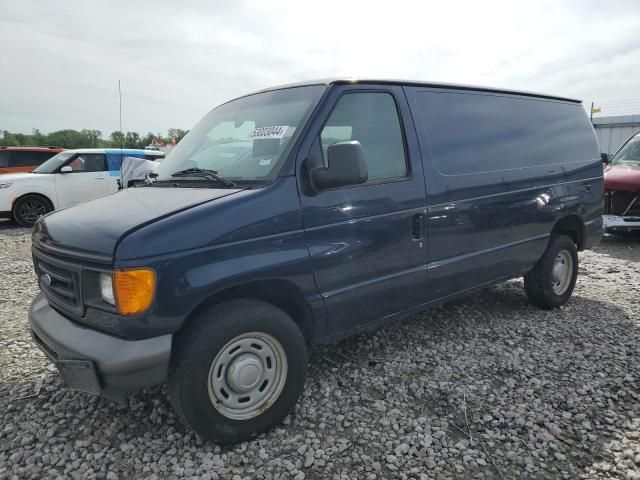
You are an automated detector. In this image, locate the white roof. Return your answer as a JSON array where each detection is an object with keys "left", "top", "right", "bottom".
[{"left": 63, "top": 148, "right": 164, "bottom": 156}]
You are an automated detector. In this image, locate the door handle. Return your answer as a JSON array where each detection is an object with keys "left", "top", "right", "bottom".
[
  {"left": 578, "top": 184, "right": 591, "bottom": 192},
  {"left": 94, "top": 175, "right": 106, "bottom": 179},
  {"left": 411, "top": 213, "right": 425, "bottom": 240}
]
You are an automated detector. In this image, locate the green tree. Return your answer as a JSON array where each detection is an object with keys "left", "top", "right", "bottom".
[
  {"left": 32, "top": 129, "right": 45, "bottom": 145},
  {"left": 81, "top": 129, "right": 102, "bottom": 148},
  {"left": 13, "top": 133, "right": 30, "bottom": 145},
  {"left": 124, "top": 131, "right": 140, "bottom": 148},
  {"left": 109, "top": 131, "right": 125, "bottom": 147},
  {"left": 46, "top": 130, "right": 87, "bottom": 149},
  {"left": 0, "top": 127, "right": 187, "bottom": 149},
  {"left": 168, "top": 128, "right": 188, "bottom": 143},
  {"left": 139, "top": 132, "right": 155, "bottom": 148},
  {"left": 0, "top": 130, "right": 20, "bottom": 146}
]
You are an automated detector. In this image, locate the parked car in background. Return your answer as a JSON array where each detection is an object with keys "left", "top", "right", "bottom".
[
  {"left": 603, "top": 131, "right": 640, "bottom": 232},
  {"left": 0, "top": 148, "right": 164, "bottom": 226},
  {"left": 0, "top": 146, "right": 64, "bottom": 174},
  {"left": 27, "top": 79, "right": 602, "bottom": 444}
]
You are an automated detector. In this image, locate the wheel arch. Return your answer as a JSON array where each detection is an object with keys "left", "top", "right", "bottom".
[
  {"left": 550, "top": 214, "right": 586, "bottom": 250},
  {"left": 183, "top": 278, "right": 316, "bottom": 345},
  {"left": 12, "top": 191, "right": 55, "bottom": 213}
]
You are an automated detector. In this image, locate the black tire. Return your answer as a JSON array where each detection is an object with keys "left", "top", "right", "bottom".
[
  {"left": 12, "top": 194, "right": 52, "bottom": 227},
  {"left": 524, "top": 234, "right": 578, "bottom": 309},
  {"left": 168, "top": 299, "right": 308, "bottom": 444}
]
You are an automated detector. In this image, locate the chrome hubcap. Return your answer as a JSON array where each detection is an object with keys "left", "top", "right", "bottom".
[
  {"left": 551, "top": 250, "right": 573, "bottom": 295},
  {"left": 208, "top": 332, "right": 287, "bottom": 420}
]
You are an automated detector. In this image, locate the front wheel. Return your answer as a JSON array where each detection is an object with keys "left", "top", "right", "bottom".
[
  {"left": 12, "top": 194, "right": 52, "bottom": 227},
  {"left": 524, "top": 234, "right": 578, "bottom": 309},
  {"left": 168, "top": 299, "right": 308, "bottom": 444}
]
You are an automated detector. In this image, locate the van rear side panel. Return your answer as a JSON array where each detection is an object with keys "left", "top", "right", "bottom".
[{"left": 405, "top": 87, "right": 602, "bottom": 302}]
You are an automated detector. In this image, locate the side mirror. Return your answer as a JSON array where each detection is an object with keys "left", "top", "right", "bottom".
[
  {"left": 60, "top": 166, "right": 73, "bottom": 173},
  {"left": 310, "top": 141, "right": 368, "bottom": 191},
  {"left": 601, "top": 152, "right": 610, "bottom": 164}
]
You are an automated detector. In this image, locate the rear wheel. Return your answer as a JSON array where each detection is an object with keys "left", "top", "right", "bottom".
[
  {"left": 168, "top": 299, "right": 307, "bottom": 444},
  {"left": 524, "top": 234, "right": 578, "bottom": 309},
  {"left": 12, "top": 194, "right": 52, "bottom": 227}
]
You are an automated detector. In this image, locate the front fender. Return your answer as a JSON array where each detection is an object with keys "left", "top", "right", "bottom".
[
  {"left": 111, "top": 177, "right": 326, "bottom": 340},
  {"left": 5, "top": 183, "right": 58, "bottom": 210},
  {"left": 114, "top": 229, "right": 325, "bottom": 340}
]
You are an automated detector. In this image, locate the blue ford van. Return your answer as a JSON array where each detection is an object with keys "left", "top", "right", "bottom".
[{"left": 29, "top": 79, "right": 603, "bottom": 443}]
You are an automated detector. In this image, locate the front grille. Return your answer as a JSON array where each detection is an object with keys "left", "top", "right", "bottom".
[{"left": 33, "top": 249, "right": 84, "bottom": 316}]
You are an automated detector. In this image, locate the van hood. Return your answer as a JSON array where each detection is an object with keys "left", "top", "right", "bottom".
[
  {"left": 604, "top": 164, "right": 640, "bottom": 192},
  {"left": 33, "top": 186, "right": 242, "bottom": 262}
]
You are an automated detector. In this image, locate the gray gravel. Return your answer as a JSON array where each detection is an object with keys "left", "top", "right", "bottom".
[{"left": 1, "top": 218, "right": 640, "bottom": 479}]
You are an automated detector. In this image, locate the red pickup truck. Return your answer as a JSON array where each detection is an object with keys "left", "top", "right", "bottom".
[{"left": 603, "top": 131, "right": 640, "bottom": 232}]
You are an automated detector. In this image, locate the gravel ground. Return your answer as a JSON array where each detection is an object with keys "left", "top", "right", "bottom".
[{"left": 1, "top": 219, "right": 639, "bottom": 480}]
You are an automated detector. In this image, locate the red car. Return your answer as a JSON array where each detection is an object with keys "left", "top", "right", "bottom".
[
  {"left": 0, "top": 146, "right": 64, "bottom": 174},
  {"left": 603, "top": 131, "right": 640, "bottom": 231}
]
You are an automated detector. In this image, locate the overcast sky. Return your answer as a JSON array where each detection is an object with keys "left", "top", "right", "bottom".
[{"left": 1, "top": 0, "right": 639, "bottom": 135}]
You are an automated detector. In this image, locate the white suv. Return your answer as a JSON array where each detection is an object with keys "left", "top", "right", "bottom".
[{"left": 0, "top": 148, "right": 164, "bottom": 226}]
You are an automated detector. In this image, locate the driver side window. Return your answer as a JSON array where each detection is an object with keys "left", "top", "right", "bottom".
[
  {"left": 66, "top": 154, "right": 107, "bottom": 173},
  {"left": 320, "top": 92, "right": 407, "bottom": 181}
]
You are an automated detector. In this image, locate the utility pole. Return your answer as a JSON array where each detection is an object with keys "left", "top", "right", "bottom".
[{"left": 119, "top": 80, "right": 123, "bottom": 150}]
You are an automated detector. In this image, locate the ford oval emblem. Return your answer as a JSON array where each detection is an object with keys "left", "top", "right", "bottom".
[{"left": 41, "top": 273, "right": 52, "bottom": 287}]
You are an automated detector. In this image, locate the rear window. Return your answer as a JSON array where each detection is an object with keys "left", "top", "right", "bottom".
[{"left": 415, "top": 91, "right": 599, "bottom": 175}]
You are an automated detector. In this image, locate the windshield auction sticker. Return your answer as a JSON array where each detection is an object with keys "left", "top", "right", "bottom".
[{"left": 247, "top": 125, "right": 289, "bottom": 140}]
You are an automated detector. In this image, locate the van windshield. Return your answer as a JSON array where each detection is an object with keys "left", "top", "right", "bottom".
[
  {"left": 155, "top": 85, "right": 326, "bottom": 185},
  {"left": 33, "top": 151, "right": 75, "bottom": 173},
  {"left": 611, "top": 136, "right": 640, "bottom": 166}
]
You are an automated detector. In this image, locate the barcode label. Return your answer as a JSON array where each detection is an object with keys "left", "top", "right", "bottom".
[{"left": 247, "top": 125, "right": 289, "bottom": 140}]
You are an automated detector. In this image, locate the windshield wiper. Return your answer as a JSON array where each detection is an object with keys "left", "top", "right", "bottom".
[{"left": 171, "top": 168, "right": 236, "bottom": 187}]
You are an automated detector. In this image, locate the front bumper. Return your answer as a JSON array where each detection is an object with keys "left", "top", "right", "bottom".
[
  {"left": 603, "top": 214, "right": 640, "bottom": 230},
  {"left": 29, "top": 292, "right": 172, "bottom": 396}
]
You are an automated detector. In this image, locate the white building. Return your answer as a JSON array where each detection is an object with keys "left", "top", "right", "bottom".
[{"left": 593, "top": 114, "right": 640, "bottom": 154}]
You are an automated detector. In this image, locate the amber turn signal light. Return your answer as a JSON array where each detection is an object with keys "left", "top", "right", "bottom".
[{"left": 113, "top": 268, "right": 156, "bottom": 316}]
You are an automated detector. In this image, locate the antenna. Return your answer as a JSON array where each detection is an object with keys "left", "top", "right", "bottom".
[
  {"left": 118, "top": 80, "right": 123, "bottom": 151},
  {"left": 116, "top": 80, "right": 124, "bottom": 190}
]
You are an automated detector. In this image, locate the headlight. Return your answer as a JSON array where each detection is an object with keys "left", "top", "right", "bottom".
[
  {"left": 99, "top": 273, "right": 116, "bottom": 306},
  {"left": 99, "top": 269, "right": 156, "bottom": 315},
  {"left": 0, "top": 183, "right": 12, "bottom": 189}
]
